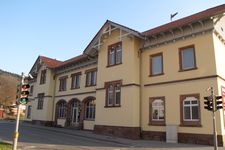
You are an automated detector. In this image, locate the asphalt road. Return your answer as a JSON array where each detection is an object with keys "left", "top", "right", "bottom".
[{"left": 0, "top": 120, "right": 225, "bottom": 150}]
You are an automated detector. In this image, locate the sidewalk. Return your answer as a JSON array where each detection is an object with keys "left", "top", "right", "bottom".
[{"left": 21, "top": 121, "right": 218, "bottom": 149}]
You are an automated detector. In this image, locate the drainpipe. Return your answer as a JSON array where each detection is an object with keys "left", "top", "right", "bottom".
[
  {"left": 139, "top": 48, "right": 142, "bottom": 131},
  {"left": 139, "top": 39, "right": 145, "bottom": 134},
  {"left": 51, "top": 71, "right": 57, "bottom": 125}
]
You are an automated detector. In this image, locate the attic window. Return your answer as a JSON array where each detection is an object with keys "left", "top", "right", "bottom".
[
  {"left": 107, "top": 42, "right": 122, "bottom": 67},
  {"left": 40, "top": 70, "right": 46, "bottom": 85}
]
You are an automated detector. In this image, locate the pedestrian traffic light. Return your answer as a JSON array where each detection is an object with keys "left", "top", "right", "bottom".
[
  {"left": 215, "top": 96, "right": 223, "bottom": 110},
  {"left": 204, "top": 96, "right": 213, "bottom": 111},
  {"left": 20, "top": 83, "right": 30, "bottom": 104}
]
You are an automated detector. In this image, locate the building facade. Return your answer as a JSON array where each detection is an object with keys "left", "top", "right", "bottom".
[{"left": 25, "top": 4, "right": 225, "bottom": 146}]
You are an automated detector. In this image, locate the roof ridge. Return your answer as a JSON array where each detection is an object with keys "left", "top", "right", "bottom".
[{"left": 142, "top": 3, "right": 225, "bottom": 36}]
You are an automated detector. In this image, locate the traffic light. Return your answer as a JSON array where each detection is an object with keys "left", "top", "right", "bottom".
[
  {"left": 215, "top": 96, "right": 223, "bottom": 110},
  {"left": 204, "top": 96, "right": 213, "bottom": 111},
  {"left": 20, "top": 83, "right": 30, "bottom": 104}
]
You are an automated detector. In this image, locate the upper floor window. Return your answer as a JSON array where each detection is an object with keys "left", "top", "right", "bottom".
[
  {"left": 71, "top": 72, "right": 81, "bottom": 89},
  {"left": 180, "top": 94, "right": 201, "bottom": 126},
  {"left": 105, "top": 81, "right": 121, "bottom": 107},
  {"left": 150, "top": 53, "right": 163, "bottom": 76},
  {"left": 108, "top": 42, "right": 122, "bottom": 66},
  {"left": 179, "top": 45, "right": 197, "bottom": 71},
  {"left": 37, "top": 93, "right": 44, "bottom": 110},
  {"left": 149, "top": 97, "right": 165, "bottom": 125},
  {"left": 30, "top": 85, "right": 34, "bottom": 95},
  {"left": 59, "top": 76, "right": 67, "bottom": 91},
  {"left": 86, "top": 69, "right": 97, "bottom": 87},
  {"left": 85, "top": 99, "right": 96, "bottom": 120},
  {"left": 40, "top": 70, "right": 46, "bottom": 84}
]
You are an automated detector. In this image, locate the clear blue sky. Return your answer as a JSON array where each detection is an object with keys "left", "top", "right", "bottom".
[{"left": 0, "top": 0, "right": 224, "bottom": 75}]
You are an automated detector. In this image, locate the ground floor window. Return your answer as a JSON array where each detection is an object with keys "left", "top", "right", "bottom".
[
  {"left": 57, "top": 100, "right": 67, "bottom": 119},
  {"left": 180, "top": 94, "right": 201, "bottom": 126},
  {"left": 27, "top": 105, "right": 32, "bottom": 119},
  {"left": 85, "top": 99, "right": 96, "bottom": 120},
  {"left": 149, "top": 97, "right": 165, "bottom": 125}
]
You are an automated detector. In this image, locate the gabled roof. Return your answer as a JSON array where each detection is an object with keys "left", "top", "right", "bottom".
[
  {"left": 39, "top": 55, "right": 62, "bottom": 68},
  {"left": 55, "top": 54, "right": 87, "bottom": 68},
  {"left": 84, "top": 20, "right": 144, "bottom": 56},
  {"left": 142, "top": 4, "right": 225, "bottom": 36}
]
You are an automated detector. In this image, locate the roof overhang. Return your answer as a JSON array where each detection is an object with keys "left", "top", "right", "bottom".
[{"left": 83, "top": 20, "right": 145, "bottom": 57}]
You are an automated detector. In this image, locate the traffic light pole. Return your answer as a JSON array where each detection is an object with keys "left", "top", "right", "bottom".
[
  {"left": 210, "top": 87, "right": 218, "bottom": 150},
  {"left": 12, "top": 72, "right": 24, "bottom": 150}
]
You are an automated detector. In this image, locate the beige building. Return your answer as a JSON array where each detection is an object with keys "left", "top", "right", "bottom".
[{"left": 25, "top": 4, "right": 225, "bottom": 146}]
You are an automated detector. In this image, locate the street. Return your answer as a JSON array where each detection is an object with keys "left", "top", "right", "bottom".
[{"left": 0, "top": 120, "right": 225, "bottom": 150}]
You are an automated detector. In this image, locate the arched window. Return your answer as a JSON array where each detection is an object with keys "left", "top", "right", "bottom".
[
  {"left": 183, "top": 97, "right": 199, "bottom": 121},
  {"left": 85, "top": 99, "right": 96, "bottom": 120},
  {"left": 180, "top": 94, "right": 201, "bottom": 126},
  {"left": 152, "top": 99, "right": 164, "bottom": 121},
  {"left": 57, "top": 100, "right": 67, "bottom": 119},
  {"left": 149, "top": 97, "right": 165, "bottom": 125}
]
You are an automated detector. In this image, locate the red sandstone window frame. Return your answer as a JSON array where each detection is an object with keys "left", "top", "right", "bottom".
[
  {"left": 105, "top": 80, "right": 122, "bottom": 107},
  {"left": 59, "top": 76, "right": 68, "bottom": 91},
  {"left": 37, "top": 93, "right": 44, "bottom": 110},
  {"left": 149, "top": 52, "right": 164, "bottom": 76},
  {"left": 85, "top": 99, "right": 96, "bottom": 120},
  {"left": 180, "top": 93, "right": 201, "bottom": 127},
  {"left": 71, "top": 72, "right": 81, "bottom": 89},
  {"left": 149, "top": 97, "right": 165, "bottom": 126},
  {"left": 107, "top": 42, "right": 122, "bottom": 67},
  {"left": 29, "top": 85, "right": 34, "bottom": 96},
  {"left": 179, "top": 45, "right": 197, "bottom": 72},
  {"left": 27, "top": 105, "right": 32, "bottom": 119},
  {"left": 85, "top": 68, "right": 97, "bottom": 87},
  {"left": 57, "top": 100, "right": 67, "bottom": 119},
  {"left": 40, "top": 69, "right": 46, "bottom": 85}
]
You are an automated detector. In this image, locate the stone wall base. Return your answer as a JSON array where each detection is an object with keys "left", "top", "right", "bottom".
[
  {"left": 94, "top": 125, "right": 141, "bottom": 139},
  {"left": 178, "top": 133, "right": 224, "bottom": 146},
  {"left": 141, "top": 131, "right": 166, "bottom": 141},
  {"left": 31, "top": 120, "right": 54, "bottom": 127}
]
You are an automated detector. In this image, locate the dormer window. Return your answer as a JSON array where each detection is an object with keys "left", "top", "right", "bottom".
[{"left": 107, "top": 42, "right": 122, "bottom": 67}]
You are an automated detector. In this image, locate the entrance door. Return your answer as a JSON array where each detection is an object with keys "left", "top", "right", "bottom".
[{"left": 72, "top": 106, "right": 79, "bottom": 126}]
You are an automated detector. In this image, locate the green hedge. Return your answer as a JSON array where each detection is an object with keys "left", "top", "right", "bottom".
[{"left": 0, "top": 142, "right": 12, "bottom": 150}]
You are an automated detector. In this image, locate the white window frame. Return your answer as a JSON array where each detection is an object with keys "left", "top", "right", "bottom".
[
  {"left": 152, "top": 99, "right": 164, "bottom": 121},
  {"left": 183, "top": 97, "right": 199, "bottom": 122}
]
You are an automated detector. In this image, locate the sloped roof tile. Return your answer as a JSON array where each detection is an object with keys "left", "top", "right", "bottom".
[
  {"left": 39, "top": 55, "right": 62, "bottom": 68},
  {"left": 142, "top": 4, "right": 225, "bottom": 36}
]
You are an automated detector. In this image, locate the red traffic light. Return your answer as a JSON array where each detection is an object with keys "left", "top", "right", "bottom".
[
  {"left": 21, "top": 84, "right": 30, "bottom": 90},
  {"left": 20, "top": 83, "right": 30, "bottom": 104}
]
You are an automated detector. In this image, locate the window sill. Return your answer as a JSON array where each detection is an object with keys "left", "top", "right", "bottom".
[
  {"left": 85, "top": 85, "right": 96, "bottom": 87},
  {"left": 71, "top": 87, "right": 80, "bottom": 90},
  {"left": 104, "top": 105, "right": 121, "bottom": 108},
  {"left": 180, "top": 122, "right": 202, "bottom": 127},
  {"left": 57, "top": 118, "right": 66, "bottom": 119},
  {"left": 106, "top": 63, "right": 122, "bottom": 68},
  {"left": 149, "top": 73, "right": 165, "bottom": 77},
  {"left": 148, "top": 122, "right": 166, "bottom": 126},
  {"left": 59, "top": 90, "right": 67, "bottom": 92},
  {"left": 148, "top": 121, "right": 165, "bottom": 126},
  {"left": 179, "top": 67, "right": 198, "bottom": 72},
  {"left": 84, "top": 119, "right": 95, "bottom": 121}
]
